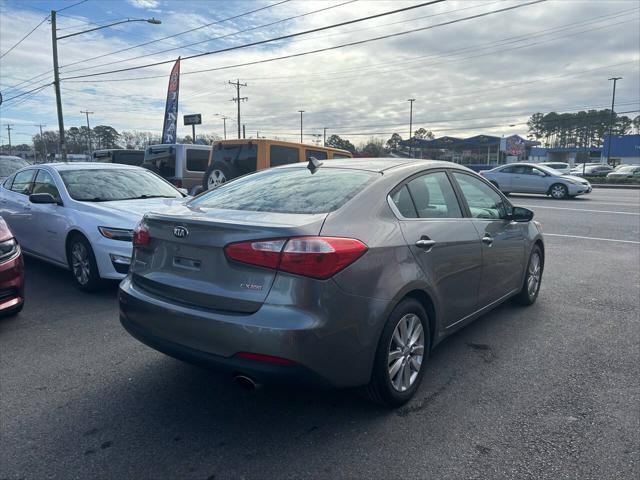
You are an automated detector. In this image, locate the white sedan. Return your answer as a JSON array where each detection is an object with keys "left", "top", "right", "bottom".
[{"left": 0, "top": 163, "right": 187, "bottom": 291}]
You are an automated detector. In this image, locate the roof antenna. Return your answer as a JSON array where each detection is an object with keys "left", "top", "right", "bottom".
[{"left": 307, "top": 156, "right": 323, "bottom": 174}]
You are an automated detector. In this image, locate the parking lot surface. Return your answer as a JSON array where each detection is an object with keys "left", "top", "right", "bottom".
[{"left": 1, "top": 188, "right": 639, "bottom": 480}]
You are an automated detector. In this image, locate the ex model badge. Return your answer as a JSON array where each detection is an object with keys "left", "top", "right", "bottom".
[{"left": 173, "top": 226, "right": 189, "bottom": 238}]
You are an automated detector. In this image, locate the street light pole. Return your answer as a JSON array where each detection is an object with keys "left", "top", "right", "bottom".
[
  {"left": 606, "top": 77, "right": 622, "bottom": 166},
  {"left": 51, "top": 13, "right": 161, "bottom": 162},
  {"left": 407, "top": 98, "right": 416, "bottom": 157},
  {"left": 80, "top": 110, "right": 93, "bottom": 155},
  {"left": 298, "top": 110, "right": 305, "bottom": 143}
]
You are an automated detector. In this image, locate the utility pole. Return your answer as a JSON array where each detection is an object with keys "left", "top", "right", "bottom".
[
  {"left": 5, "top": 125, "right": 13, "bottom": 155},
  {"left": 221, "top": 116, "right": 228, "bottom": 140},
  {"left": 323, "top": 127, "right": 327, "bottom": 146},
  {"left": 229, "top": 79, "right": 247, "bottom": 139},
  {"left": 606, "top": 77, "right": 622, "bottom": 166},
  {"left": 51, "top": 10, "right": 67, "bottom": 161},
  {"left": 298, "top": 110, "right": 305, "bottom": 143},
  {"left": 407, "top": 98, "right": 416, "bottom": 157},
  {"left": 80, "top": 110, "right": 93, "bottom": 154},
  {"left": 38, "top": 124, "right": 48, "bottom": 161},
  {"left": 242, "top": 124, "right": 246, "bottom": 139}
]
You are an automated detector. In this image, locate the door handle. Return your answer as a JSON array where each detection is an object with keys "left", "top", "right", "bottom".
[
  {"left": 481, "top": 234, "right": 493, "bottom": 247},
  {"left": 415, "top": 239, "right": 436, "bottom": 251}
]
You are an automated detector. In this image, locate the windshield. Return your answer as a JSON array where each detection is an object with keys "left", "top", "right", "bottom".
[
  {"left": 190, "top": 167, "right": 376, "bottom": 214},
  {"left": 59, "top": 168, "right": 182, "bottom": 202},
  {"left": 0, "top": 157, "right": 29, "bottom": 177}
]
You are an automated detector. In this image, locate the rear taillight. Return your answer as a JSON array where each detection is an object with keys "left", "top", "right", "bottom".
[
  {"left": 235, "top": 352, "right": 296, "bottom": 366},
  {"left": 224, "top": 236, "right": 367, "bottom": 280},
  {"left": 132, "top": 222, "right": 150, "bottom": 247}
]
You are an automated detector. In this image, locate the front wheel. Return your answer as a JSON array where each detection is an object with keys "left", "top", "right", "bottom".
[
  {"left": 364, "top": 298, "right": 430, "bottom": 407},
  {"left": 549, "top": 183, "right": 568, "bottom": 199},
  {"left": 67, "top": 235, "right": 103, "bottom": 292},
  {"left": 514, "top": 245, "right": 543, "bottom": 305}
]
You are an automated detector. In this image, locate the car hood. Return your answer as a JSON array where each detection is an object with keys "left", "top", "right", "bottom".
[{"left": 562, "top": 175, "right": 589, "bottom": 183}]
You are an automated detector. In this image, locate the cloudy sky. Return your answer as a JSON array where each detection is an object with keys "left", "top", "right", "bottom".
[{"left": 0, "top": 0, "right": 638, "bottom": 147}]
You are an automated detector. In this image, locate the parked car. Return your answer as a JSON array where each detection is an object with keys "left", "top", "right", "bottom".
[
  {"left": 480, "top": 162, "right": 591, "bottom": 199},
  {"left": 119, "top": 158, "right": 544, "bottom": 407},
  {"left": 0, "top": 217, "right": 24, "bottom": 316},
  {"left": 202, "top": 139, "right": 353, "bottom": 191},
  {"left": 571, "top": 164, "right": 613, "bottom": 177},
  {"left": 538, "top": 162, "right": 570, "bottom": 174},
  {"left": 141, "top": 143, "right": 217, "bottom": 192},
  {"left": 0, "top": 155, "right": 30, "bottom": 181},
  {"left": 606, "top": 165, "right": 640, "bottom": 179},
  {"left": 0, "top": 163, "right": 187, "bottom": 291},
  {"left": 92, "top": 149, "right": 145, "bottom": 166}
]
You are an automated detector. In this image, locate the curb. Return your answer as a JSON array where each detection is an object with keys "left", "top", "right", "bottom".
[{"left": 591, "top": 184, "right": 640, "bottom": 189}]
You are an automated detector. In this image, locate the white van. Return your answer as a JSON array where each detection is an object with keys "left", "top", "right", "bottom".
[{"left": 142, "top": 144, "right": 211, "bottom": 191}]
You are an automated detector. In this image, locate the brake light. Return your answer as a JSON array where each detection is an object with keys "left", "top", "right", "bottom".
[
  {"left": 224, "top": 236, "right": 367, "bottom": 279},
  {"left": 132, "top": 222, "right": 150, "bottom": 247}
]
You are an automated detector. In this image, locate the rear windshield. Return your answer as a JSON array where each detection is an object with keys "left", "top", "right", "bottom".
[
  {"left": 190, "top": 167, "right": 376, "bottom": 214},
  {"left": 59, "top": 169, "right": 182, "bottom": 202}
]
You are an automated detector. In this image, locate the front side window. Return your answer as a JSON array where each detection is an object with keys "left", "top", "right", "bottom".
[
  {"left": 452, "top": 172, "right": 507, "bottom": 220},
  {"left": 269, "top": 145, "right": 299, "bottom": 167},
  {"left": 405, "top": 172, "right": 462, "bottom": 219},
  {"left": 32, "top": 170, "right": 61, "bottom": 201},
  {"left": 9, "top": 169, "right": 36, "bottom": 195},
  {"left": 190, "top": 167, "right": 375, "bottom": 214},
  {"left": 59, "top": 169, "right": 182, "bottom": 202},
  {"left": 186, "top": 149, "right": 210, "bottom": 172}
]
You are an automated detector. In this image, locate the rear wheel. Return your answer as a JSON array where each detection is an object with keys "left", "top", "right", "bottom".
[
  {"left": 364, "top": 298, "right": 430, "bottom": 407},
  {"left": 203, "top": 161, "right": 239, "bottom": 191},
  {"left": 549, "top": 183, "right": 568, "bottom": 199},
  {"left": 514, "top": 245, "right": 543, "bottom": 305},
  {"left": 67, "top": 234, "right": 103, "bottom": 292}
]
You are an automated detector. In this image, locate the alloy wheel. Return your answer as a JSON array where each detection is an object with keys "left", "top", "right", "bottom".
[
  {"left": 551, "top": 185, "right": 566, "bottom": 199},
  {"left": 207, "top": 169, "right": 226, "bottom": 188},
  {"left": 71, "top": 242, "right": 90, "bottom": 285},
  {"left": 387, "top": 313, "right": 424, "bottom": 392},
  {"left": 527, "top": 252, "right": 542, "bottom": 297}
]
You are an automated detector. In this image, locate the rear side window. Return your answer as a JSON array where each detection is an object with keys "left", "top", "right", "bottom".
[
  {"left": 270, "top": 145, "right": 299, "bottom": 167},
  {"left": 10, "top": 169, "right": 36, "bottom": 195},
  {"left": 305, "top": 149, "right": 328, "bottom": 160},
  {"left": 190, "top": 168, "right": 375, "bottom": 214},
  {"left": 406, "top": 172, "right": 462, "bottom": 218},
  {"left": 390, "top": 186, "right": 417, "bottom": 218},
  {"left": 186, "top": 149, "right": 210, "bottom": 172}
]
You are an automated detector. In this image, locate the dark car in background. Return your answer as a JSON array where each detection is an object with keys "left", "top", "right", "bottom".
[
  {"left": 0, "top": 217, "right": 24, "bottom": 316},
  {"left": 119, "top": 159, "right": 544, "bottom": 407},
  {"left": 92, "top": 149, "right": 145, "bottom": 166}
]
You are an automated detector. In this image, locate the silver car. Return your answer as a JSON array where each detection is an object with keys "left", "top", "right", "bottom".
[
  {"left": 119, "top": 159, "right": 544, "bottom": 407},
  {"left": 481, "top": 163, "right": 591, "bottom": 199}
]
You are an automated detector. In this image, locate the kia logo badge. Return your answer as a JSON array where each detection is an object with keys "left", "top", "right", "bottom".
[{"left": 173, "top": 226, "right": 189, "bottom": 238}]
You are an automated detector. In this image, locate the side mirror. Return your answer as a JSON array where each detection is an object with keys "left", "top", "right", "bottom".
[
  {"left": 29, "top": 193, "right": 61, "bottom": 205},
  {"left": 511, "top": 206, "right": 534, "bottom": 222}
]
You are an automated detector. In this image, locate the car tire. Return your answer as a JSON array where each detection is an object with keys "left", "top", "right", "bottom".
[
  {"left": 514, "top": 244, "right": 543, "bottom": 306},
  {"left": 549, "top": 183, "right": 568, "bottom": 199},
  {"left": 364, "top": 298, "right": 430, "bottom": 407},
  {"left": 202, "top": 161, "right": 238, "bottom": 191},
  {"left": 66, "top": 234, "right": 103, "bottom": 292}
]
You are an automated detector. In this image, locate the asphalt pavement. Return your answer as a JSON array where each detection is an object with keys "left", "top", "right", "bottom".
[{"left": 1, "top": 188, "right": 639, "bottom": 480}]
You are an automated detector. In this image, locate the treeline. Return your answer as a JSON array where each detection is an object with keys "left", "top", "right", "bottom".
[
  {"left": 326, "top": 127, "right": 434, "bottom": 156},
  {"left": 527, "top": 110, "right": 639, "bottom": 148}
]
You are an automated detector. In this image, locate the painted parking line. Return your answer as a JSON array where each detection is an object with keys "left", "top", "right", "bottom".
[
  {"left": 520, "top": 205, "right": 640, "bottom": 216},
  {"left": 544, "top": 233, "right": 640, "bottom": 244}
]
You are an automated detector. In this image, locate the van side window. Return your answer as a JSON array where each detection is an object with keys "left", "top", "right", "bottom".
[
  {"left": 305, "top": 150, "right": 328, "bottom": 160},
  {"left": 270, "top": 145, "right": 299, "bottom": 167},
  {"left": 186, "top": 149, "right": 210, "bottom": 172}
]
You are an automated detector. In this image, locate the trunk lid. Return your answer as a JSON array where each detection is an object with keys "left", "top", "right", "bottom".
[{"left": 131, "top": 204, "right": 327, "bottom": 313}]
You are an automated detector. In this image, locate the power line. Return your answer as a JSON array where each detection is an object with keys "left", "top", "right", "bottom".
[
  {"left": 58, "top": 0, "right": 89, "bottom": 13},
  {"left": 0, "top": 15, "right": 50, "bottom": 60},
  {"left": 1, "top": 83, "right": 53, "bottom": 103},
  {"left": 61, "top": 0, "right": 453, "bottom": 80},
  {"left": 59, "top": 0, "right": 358, "bottom": 75},
  {"left": 58, "top": 0, "right": 292, "bottom": 70}
]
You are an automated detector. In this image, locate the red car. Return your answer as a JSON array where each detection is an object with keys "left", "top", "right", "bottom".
[{"left": 0, "top": 217, "right": 24, "bottom": 316}]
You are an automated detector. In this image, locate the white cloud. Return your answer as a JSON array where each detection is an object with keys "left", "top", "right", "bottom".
[{"left": 127, "top": 0, "right": 160, "bottom": 9}]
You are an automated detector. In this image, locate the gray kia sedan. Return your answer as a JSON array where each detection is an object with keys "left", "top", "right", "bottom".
[{"left": 119, "top": 159, "right": 544, "bottom": 407}]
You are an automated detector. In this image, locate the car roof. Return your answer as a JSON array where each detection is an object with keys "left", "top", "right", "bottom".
[
  {"left": 39, "top": 162, "right": 144, "bottom": 171},
  {"left": 277, "top": 157, "right": 465, "bottom": 173}
]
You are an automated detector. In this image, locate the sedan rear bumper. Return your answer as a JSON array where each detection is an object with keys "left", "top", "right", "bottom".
[{"left": 119, "top": 275, "right": 388, "bottom": 387}]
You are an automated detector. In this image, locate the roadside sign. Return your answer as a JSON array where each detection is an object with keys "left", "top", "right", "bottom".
[{"left": 184, "top": 114, "right": 202, "bottom": 125}]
